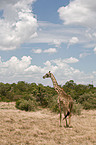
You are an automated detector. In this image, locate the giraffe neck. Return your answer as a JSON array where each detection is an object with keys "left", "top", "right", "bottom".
[
  {"left": 50, "top": 73, "right": 60, "bottom": 93},
  {"left": 50, "top": 73, "right": 67, "bottom": 96}
]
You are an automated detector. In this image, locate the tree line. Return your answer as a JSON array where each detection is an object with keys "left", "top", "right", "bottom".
[{"left": 0, "top": 80, "right": 96, "bottom": 112}]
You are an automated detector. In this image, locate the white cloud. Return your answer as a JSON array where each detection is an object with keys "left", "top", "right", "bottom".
[
  {"left": 51, "top": 58, "right": 95, "bottom": 86},
  {"left": 53, "top": 39, "right": 62, "bottom": 47},
  {"left": 31, "top": 22, "right": 71, "bottom": 46},
  {"left": 79, "top": 52, "right": 91, "bottom": 58},
  {"left": 63, "top": 57, "right": 79, "bottom": 63},
  {"left": 43, "top": 48, "right": 57, "bottom": 53},
  {"left": 93, "top": 47, "right": 96, "bottom": 54},
  {"left": 0, "top": 56, "right": 96, "bottom": 86},
  {"left": 32, "top": 48, "right": 57, "bottom": 54},
  {"left": 58, "top": 0, "right": 96, "bottom": 27},
  {"left": 25, "top": 65, "right": 41, "bottom": 72},
  {"left": 44, "top": 61, "right": 51, "bottom": 66},
  {"left": 93, "top": 71, "right": 96, "bottom": 75},
  {"left": 0, "top": 0, "right": 38, "bottom": 50},
  {"left": 0, "top": 56, "right": 32, "bottom": 74},
  {"left": 69, "top": 37, "right": 79, "bottom": 44},
  {"left": 93, "top": 33, "right": 96, "bottom": 37},
  {"left": 51, "top": 57, "right": 79, "bottom": 72},
  {"left": 67, "top": 37, "right": 79, "bottom": 48},
  {"left": 57, "top": 0, "right": 96, "bottom": 51},
  {"left": 30, "top": 21, "right": 94, "bottom": 50},
  {"left": 32, "top": 49, "right": 42, "bottom": 54}
]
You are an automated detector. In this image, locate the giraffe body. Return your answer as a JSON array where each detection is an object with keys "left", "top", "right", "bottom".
[{"left": 43, "top": 71, "right": 73, "bottom": 127}]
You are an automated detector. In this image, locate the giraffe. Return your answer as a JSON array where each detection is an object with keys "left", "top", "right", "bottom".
[{"left": 43, "top": 71, "right": 73, "bottom": 127}]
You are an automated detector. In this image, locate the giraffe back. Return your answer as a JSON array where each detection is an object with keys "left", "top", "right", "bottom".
[{"left": 57, "top": 87, "right": 73, "bottom": 107}]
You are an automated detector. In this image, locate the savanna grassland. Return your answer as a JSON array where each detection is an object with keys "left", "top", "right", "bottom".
[{"left": 0, "top": 102, "right": 96, "bottom": 145}]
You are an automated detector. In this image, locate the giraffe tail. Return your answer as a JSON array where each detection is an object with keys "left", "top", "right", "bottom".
[
  {"left": 63, "top": 101, "right": 73, "bottom": 120},
  {"left": 63, "top": 111, "right": 70, "bottom": 120}
]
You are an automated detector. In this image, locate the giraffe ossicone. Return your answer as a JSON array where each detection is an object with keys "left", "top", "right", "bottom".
[{"left": 43, "top": 71, "right": 73, "bottom": 127}]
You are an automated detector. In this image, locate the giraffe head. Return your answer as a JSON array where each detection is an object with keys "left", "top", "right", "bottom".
[{"left": 43, "top": 71, "right": 51, "bottom": 79}]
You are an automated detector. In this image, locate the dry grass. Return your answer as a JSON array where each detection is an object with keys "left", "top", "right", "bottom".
[{"left": 0, "top": 102, "right": 96, "bottom": 145}]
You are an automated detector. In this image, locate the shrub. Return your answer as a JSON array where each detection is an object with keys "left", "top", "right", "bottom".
[
  {"left": 6, "top": 92, "right": 14, "bottom": 101},
  {"left": 72, "top": 102, "right": 82, "bottom": 115},
  {"left": 13, "top": 95, "right": 23, "bottom": 101},
  {"left": 48, "top": 95, "right": 59, "bottom": 113},
  {"left": 78, "top": 92, "right": 96, "bottom": 109},
  {"left": 16, "top": 99, "right": 38, "bottom": 111},
  {"left": 19, "top": 100, "right": 29, "bottom": 111},
  {"left": 23, "top": 94, "right": 34, "bottom": 101},
  {"left": 83, "top": 101, "right": 92, "bottom": 110},
  {"left": 36, "top": 93, "right": 48, "bottom": 107}
]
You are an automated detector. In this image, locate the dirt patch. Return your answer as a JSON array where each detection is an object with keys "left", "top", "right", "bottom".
[{"left": 0, "top": 102, "right": 96, "bottom": 145}]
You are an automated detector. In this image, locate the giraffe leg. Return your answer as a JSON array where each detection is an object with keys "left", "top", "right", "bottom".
[
  {"left": 65, "top": 115, "right": 69, "bottom": 127},
  {"left": 63, "top": 107, "right": 69, "bottom": 127},
  {"left": 65, "top": 118, "right": 68, "bottom": 127},
  {"left": 60, "top": 110, "right": 62, "bottom": 127},
  {"left": 59, "top": 102, "right": 62, "bottom": 127},
  {"left": 69, "top": 112, "right": 73, "bottom": 128},
  {"left": 68, "top": 101, "right": 73, "bottom": 127},
  {"left": 69, "top": 113, "right": 71, "bottom": 125}
]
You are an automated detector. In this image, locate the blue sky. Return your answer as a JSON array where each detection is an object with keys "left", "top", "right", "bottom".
[{"left": 0, "top": 0, "right": 96, "bottom": 86}]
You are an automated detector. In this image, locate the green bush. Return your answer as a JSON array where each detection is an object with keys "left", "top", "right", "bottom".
[
  {"left": 48, "top": 95, "right": 59, "bottom": 113},
  {"left": 72, "top": 102, "right": 82, "bottom": 115},
  {"left": 23, "top": 94, "right": 34, "bottom": 101},
  {"left": 13, "top": 95, "right": 23, "bottom": 101},
  {"left": 1, "top": 81, "right": 96, "bottom": 112},
  {"left": 16, "top": 99, "right": 38, "bottom": 111},
  {"left": 83, "top": 101, "right": 92, "bottom": 110},
  {"left": 78, "top": 92, "right": 96, "bottom": 109},
  {"left": 19, "top": 100, "right": 29, "bottom": 111}
]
